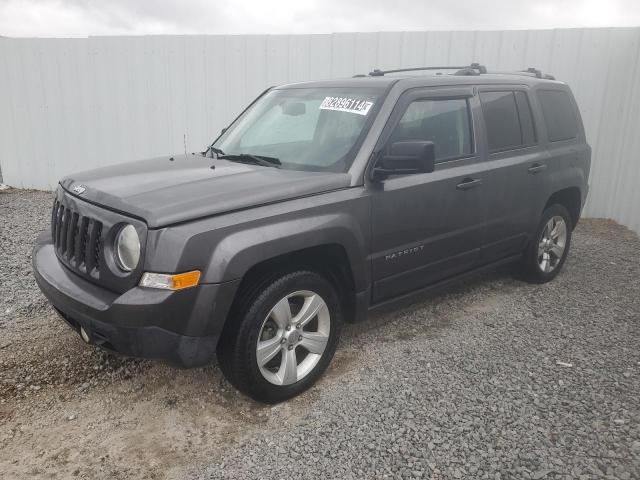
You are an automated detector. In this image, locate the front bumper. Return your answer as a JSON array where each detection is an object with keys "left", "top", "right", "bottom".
[{"left": 33, "top": 232, "right": 239, "bottom": 368}]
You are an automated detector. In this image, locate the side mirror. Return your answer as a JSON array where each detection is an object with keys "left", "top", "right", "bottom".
[{"left": 371, "top": 141, "right": 435, "bottom": 181}]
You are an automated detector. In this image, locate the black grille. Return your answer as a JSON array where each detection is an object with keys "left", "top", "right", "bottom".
[{"left": 51, "top": 200, "right": 103, "bottom": 273}]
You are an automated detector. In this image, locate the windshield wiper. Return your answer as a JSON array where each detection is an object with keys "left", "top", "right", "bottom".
[
  {"left": 219, "top": 153, "right": 281, "bottom": 168},
  {"left": 203, "top": 145, "right": 225, "bottom": 158}
]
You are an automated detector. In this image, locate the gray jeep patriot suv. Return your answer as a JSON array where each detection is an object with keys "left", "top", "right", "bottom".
[{"left": 33, "top": 64, "right": 591, "bottom": 402}]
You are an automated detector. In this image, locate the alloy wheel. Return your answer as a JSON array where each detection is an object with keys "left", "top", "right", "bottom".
[
  {"left": 256, "top": 290, "right": 330, "bottom": 386},
  {"left": 537, "top": 215, "right": 567, "bottom": 273}
]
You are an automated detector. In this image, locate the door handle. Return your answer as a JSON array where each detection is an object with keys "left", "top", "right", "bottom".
[
  {"left": 528, "top": 163, "right": 547, "bottom": 174},
  {"left": 456, "top": 178, "right": 483, "bottom": 190}
]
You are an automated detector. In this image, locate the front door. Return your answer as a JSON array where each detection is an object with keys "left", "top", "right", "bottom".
[{"left": 369, "top": 88, "right": 489, "bottom": 303}]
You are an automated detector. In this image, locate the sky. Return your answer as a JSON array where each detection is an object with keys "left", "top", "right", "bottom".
[{"left": 0, "top": 0, "right": 639, "bottom": 37}]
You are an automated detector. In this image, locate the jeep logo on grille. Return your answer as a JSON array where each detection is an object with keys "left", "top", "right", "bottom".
[{"left": 72, "top": 184, "right": 86, "bottom": 195}]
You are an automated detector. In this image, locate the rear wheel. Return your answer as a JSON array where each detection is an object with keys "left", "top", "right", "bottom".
[
  {"left": 217, "top": 270, "right": 342, "bottom": 403},
  {"left": 521, "top": 204, "right": 572, "bottom": 284}
]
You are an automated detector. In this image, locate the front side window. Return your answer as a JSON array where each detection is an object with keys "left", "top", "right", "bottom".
[
  {"left": 214, "top": 87, "right": 383, "bottom": 172},
  {"left": 389, "top": 98, "right": 473, "bottom": 162}
]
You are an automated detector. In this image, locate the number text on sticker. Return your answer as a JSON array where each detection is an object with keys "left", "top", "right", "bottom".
[{"left": 319, "top": 97, "right": 374, "bottom": 116}]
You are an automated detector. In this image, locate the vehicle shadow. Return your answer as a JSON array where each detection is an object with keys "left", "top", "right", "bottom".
[{"left": 341, "top": 263, "right": 519, "bottom": 345}]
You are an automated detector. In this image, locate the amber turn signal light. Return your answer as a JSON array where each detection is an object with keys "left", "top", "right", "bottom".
[{"left": 139, "top": 270, "right": 201, "bottom": 290}]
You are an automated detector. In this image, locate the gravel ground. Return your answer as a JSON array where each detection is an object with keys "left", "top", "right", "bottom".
[
  {"left": 0, "top": 187, "right": 639, "bottom": 480},
  {"left": 0, "top": 189, "right": 53, "bottom": 321}
]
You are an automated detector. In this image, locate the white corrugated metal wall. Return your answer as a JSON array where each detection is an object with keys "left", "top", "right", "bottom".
[{"left": 1, "top": 28, "right": 639, "bottom": 233}]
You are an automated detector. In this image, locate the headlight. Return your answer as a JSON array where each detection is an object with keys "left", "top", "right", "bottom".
[{"left": 115, "top": 224, "right": 140, "bottom": 271}]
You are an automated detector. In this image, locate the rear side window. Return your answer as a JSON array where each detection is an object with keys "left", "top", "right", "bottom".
[
  {"left": 389, "top": 98, "right": 472, "bottom": 162},
  {"left": 537, "top": 90, "right": 579, "bottom": 142},
  {"left": 514, "top": 91, "right": 536, "bottom": 145},
  {"left": 480, "top": 91, "right": 537, "bottom": 152}
]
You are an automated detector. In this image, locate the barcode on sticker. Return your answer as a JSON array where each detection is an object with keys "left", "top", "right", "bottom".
[{"left": 319, "top": 97, "right": 374, "bottom": 115}]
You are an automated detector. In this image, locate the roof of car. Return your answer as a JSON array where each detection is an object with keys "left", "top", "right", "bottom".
[{"left": 276, "top": 65, "right": 565, "bottom": 90}]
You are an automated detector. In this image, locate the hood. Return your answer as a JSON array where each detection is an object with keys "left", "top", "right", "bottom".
[{"left": 60, "top": 155, "right": 351, "bottom": 228}]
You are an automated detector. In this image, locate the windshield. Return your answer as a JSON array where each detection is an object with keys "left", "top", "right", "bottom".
[{"left": 212, "top": 87, "right": 383, "bottom": 173}]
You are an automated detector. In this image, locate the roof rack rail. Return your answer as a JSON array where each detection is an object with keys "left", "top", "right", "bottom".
[
  {"left": 485, "top": 68, "right": 556, "bottom": 80},
  {"left": 523, "top": 67, "right": 555, "bottom": 80},
  {"left": 363, "top": 63, "right": 556, "bottom": 80},
  {"left": 368, "top": 63, "right": 487, "bottom": 76},
  {"left": 486, "top": 70, "right": 537, "bottom": 78}
]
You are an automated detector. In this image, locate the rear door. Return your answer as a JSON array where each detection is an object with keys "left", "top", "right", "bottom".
[
  {"left": 369, "top": 87, "right": 489, "bottom": 303},
  {"left": 476, "top": 87, "right": 549, "bottom": 263}
]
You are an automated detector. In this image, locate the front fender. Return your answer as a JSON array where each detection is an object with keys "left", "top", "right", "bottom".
[
  {"left": 203, "top": 213, "right": 369, "bottom": 290},
  {"left": 144, "top": 188, "right": 371, "bottom": 293}
]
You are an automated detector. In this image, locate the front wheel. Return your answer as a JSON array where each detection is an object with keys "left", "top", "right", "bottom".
[
  {"left": 521, "top": 204, "right": 572, "bottom": 284},
  {"left": 217, "top": 271, "right": 342, "bottom": 403}
]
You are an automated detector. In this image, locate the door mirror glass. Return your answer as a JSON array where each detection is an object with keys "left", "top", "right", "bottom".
[{"left": 372, "top": 141, "right": 435, "bottom": 180}]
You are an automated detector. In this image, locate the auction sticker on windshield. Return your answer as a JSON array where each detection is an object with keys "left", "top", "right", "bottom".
[{"left": 319, "top": 97, "right": 374, "bottom": 116}]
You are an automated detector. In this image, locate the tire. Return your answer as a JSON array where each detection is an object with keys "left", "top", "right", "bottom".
[
  {"left": 521, "top": 204, "right": 573, "bottom": 284},
  {"left": 217, "top": 270, "right": 342, "bottom": 403}
]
